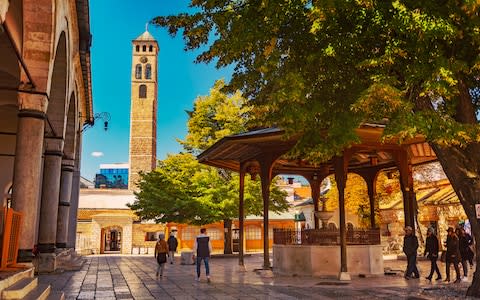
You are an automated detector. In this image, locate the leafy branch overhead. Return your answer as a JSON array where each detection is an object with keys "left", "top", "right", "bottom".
[
  {"left": 153, "top": 1, "right": 480, "bottom": 295},
  {"left": 153, "top": 1, "right": 480, "bottom": 158}
]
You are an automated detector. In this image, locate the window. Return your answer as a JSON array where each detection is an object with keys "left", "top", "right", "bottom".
[
  {"left": 139, "top": 85, "right": 147, "bottom": 98},
  {"left": 182, "top": 226, "right": 198, "bottom": 240},
  {"left": 135, "top": 64, "right": 142, "bottom": 79},
  {"left": 145, "top": 64, "right": 151, "bottom": 79},
  {"left": 208, "top": 228, "right": 222, "bottom": 241},
  {"left": 246, "top": 226, "right": 261, "bottom": 240},
  {"left": 135, "top": 45, "right": 140, "bottom": 52},
  {"left": 145, "top": 232, "right": 162, "bottom": 241},
  {"left": 142, "top": 45, "right": 146, "bottom": 51},
  {"left": 149, "top": 45, "right": 153, "bottom": 52}
]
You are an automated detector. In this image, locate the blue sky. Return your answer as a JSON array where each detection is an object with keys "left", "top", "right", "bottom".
[{"left": 81, "top": 0, "right": 233, "bottom": 181}]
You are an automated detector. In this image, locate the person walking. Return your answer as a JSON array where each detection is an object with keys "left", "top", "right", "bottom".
[
  {"left": 167, "top": 233, "right": 178, "bottom": 264},
  {"left": 193, "top": 228, "right": 212, "bottom": 282},
  {"left": 403, "top": 226, "right": 419, "bottom": 279},
  {"left": 445, "top": 227, "right": 461, "bottom": 283},
  {"left": 154, "top": 233, "right": 169, "bottom": 279},
  {"left": 458, "top": 227, "right": 474, "bottom": 280},
  {"left": 424, "top": 227, "right": 441, "bottom": 281}
]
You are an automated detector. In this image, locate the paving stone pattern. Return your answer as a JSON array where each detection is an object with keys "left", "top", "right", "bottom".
[{"left": 38, "top": 254, "right": 476, "bottom": 299}]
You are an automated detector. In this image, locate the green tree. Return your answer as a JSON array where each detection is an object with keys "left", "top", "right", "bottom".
[
  {"left": 181, "top": 79, "right": 250, "bottom": 154},
  {"left": 129, "top": 80, "right": 289, "bottom": 254},
  {"left": 154, "top": 1, "right": 480, "bottom": 294}
]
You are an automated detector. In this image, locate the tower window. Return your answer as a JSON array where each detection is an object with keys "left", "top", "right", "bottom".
[
  {"left": 142, "top": 45, "right": 146, "bottom": 52},
  {"left": 145, "top": 64, "right": 152, "bottom": 79},
  {"left": 149, "top": 45, "right": 153, "bottom": 52},
  {"left": 135, "top": 45, "right": 140, "bottom": 52},
  {"left": 139, "top": 84, "right": 147, "bottom": 98},
  {"left": 135, "top": 64, "right": 142, "bottom": 79}
]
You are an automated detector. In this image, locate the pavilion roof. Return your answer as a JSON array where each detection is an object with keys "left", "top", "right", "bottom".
[{"left": 197, "top": 125, "right": 437, "bottom": 177}]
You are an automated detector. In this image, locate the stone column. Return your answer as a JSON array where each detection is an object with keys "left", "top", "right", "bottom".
[
  {"left": 37, "top": 138, "right": 64, "bottom": 253},
  {"left": 12, "top": 93, "right": 48, "bottom": 262},
  {"left": 67, "top": 133, "right": 82, "bottom": 248},
  {"left": 56, "top": 158, "right": 74, "bottom": 248}
]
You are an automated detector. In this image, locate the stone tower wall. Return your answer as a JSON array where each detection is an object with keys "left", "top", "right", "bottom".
[{"left": 128, "top": 38, "right": 158, "bottom": 190}]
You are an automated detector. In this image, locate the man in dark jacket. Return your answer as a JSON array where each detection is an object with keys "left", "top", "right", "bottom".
[
  {"left": 445, "top": 227, "right": 461, "bottom": 283},
  {"left": 193, "top": 228, "right": 212, "bottom": 282},
  {"left": 424, "top": 227, "right": 441, "bottom": 281},
  {"left": 457, "top": 227, "right": 473, "bottom": 280},
  {"left": 167, "top": 233, "right": 178, "bottom": 264},
  {"left": 403, "top": 226, "right": 419, "bottom": 279}
]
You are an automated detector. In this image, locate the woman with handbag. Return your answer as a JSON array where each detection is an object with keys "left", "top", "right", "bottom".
[{"left": 154, "top": 233, "right": 169, "bottom": 279}]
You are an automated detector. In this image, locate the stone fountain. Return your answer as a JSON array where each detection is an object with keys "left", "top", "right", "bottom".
[{"left": 314, "top": 197, "right": 334, "bottom": 229}]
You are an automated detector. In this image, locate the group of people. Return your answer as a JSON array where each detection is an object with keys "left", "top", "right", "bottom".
[
  {"left": 154, "top": 228, "right": 213, "bottom": 282},
  {"left": 404, "top": 225, "right": 474, "bottom": 283}
]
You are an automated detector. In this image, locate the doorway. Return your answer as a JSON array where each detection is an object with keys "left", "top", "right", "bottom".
[{"left": 101, "top": 226, "right": 122, "bottom": 253}]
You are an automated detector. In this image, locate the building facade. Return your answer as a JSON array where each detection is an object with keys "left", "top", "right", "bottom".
[
  {"left": 76, "top": 189, "right": 165, "bottom": 255},
  {"left": 95, "top": 163, "right": 129, "bottom": 189},
  {"left": 0, "top": 0, "right": 94, "bottom": 271}
]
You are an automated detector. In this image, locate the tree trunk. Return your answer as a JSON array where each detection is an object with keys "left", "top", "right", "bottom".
[
  {"left": 224, "top": 219, "right": 233, "bottom": 254},
  {"left": 430, "top": 143, "right": 480, "bottom": 297}
]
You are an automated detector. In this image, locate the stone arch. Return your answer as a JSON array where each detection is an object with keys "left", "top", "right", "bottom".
[
  {"left": 21, "top": 0, "right": 55, "bottom": 92},
  {"left": 2, "top": 182, "right": 13, "bottom": 208},
  {"left": 45, "top": 31, "right": 68, "bottom": 139},
  {"left": 0, "top": 1, "right": 22, "bottom": 198},
  {"left": 63, "top": 92, "right": 77, "bottom": 159}
]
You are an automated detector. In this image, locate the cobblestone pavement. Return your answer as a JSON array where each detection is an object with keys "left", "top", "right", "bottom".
[{"left": 38, "top": 254, "right": 476, "bottom": 299}]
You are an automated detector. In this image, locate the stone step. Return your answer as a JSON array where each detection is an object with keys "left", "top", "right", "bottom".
[
  {"left": 46, "top": 290, "right": 65, "bottom": 300},
  {"left": 1, "top": 277, "right": 38, "bottom": 299},
  {"left": 0, "top": 267, "right": 34, "bottom": 291},
  {"left": 23, "top": 283, "right": 51, "bottom": 300},
  {"left": 57, "top": 256, "right": 85, "bottom": 271}
]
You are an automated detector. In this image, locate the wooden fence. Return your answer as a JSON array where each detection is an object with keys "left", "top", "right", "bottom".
[
  {"left": 273, "top": 228, "right": 381, "bottom": 246},
  {"left": 1, "top": 208, "right": 23, "bottom": 269}
]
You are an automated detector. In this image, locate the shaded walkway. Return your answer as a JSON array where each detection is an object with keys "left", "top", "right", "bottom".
[{"left": 38, "top": 254, "right": 474, "bottom": 299}]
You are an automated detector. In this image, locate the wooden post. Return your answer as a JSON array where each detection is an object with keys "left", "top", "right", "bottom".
[
  {"left": 334, "top": 154, "right": 351, "bottom": 281},
  {"left": 238, "top": 163, "right": 246, "bottom": 268},
  {"left": 258, "top": 155, "right": 277, "bottom": 269},
  {"left": 357, "top": 169, "right": 379, "bottom": 229},
  {"left": 393, "top": 149, "right": 415, "bottom": 228},
  {"left": 311, "top": 179, "right": 320, "bottom": 229}
]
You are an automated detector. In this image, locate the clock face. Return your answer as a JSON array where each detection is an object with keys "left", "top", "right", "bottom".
[{"left": 140, "top": 56, "right": 148, "bottom": 63}]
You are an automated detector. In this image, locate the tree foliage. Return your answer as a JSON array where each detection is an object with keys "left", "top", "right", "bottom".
[
  {"left": 129, "top": 153, "right": 288, "bottom": 225},
  {"left": 153, "top": 1, "right": 480, "bottom": 157},
  {"left": 181, "top": 79, "right": 251, "bottom": 154},
  {"left": 154, "top": 1, "right": 480, "bottom": 294},
  {"left": 129, "top": 80, "right": 289, "bottom": 226}
]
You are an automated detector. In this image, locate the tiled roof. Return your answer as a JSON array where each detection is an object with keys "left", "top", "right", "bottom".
[{"left": 78, "top": 209, "right": 139, "bottom": 221}]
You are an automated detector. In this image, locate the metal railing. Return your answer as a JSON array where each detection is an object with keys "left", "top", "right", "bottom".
[
  {"left": 273, "top": 228, "right": 381, "bottom": 246},
  {"left": 1, "top": 208, "right": 23, "bottom": 269}
]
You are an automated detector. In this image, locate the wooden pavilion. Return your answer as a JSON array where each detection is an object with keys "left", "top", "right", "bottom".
[{"left": 197, "top": 124, "right": 438, "bottom": 279}]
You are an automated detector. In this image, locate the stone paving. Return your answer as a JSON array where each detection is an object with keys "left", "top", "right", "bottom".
[{"left": 38, "top": 253, "right": 476, "bottom": 299}]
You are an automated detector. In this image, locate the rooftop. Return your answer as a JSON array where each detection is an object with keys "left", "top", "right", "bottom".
[{"left": 134, "top": 30, "right": 156, "bottom": 42}]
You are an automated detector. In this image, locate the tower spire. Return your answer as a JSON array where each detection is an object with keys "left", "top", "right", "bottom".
[{"left": 145, "top": 22, "right": 148, "bottom": 32}]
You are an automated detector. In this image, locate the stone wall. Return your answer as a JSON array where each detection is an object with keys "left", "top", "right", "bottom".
[{"left": 273, "top": 244, "right": 384, "bottom": 277}]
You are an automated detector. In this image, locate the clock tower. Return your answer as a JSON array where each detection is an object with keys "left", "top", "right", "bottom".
[{"left": 128, "top": 30, "right": 158, "bottom": 190}]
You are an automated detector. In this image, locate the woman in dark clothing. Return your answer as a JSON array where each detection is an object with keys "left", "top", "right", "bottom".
[
  {"left": 154, "top": 233, "right": 169, "bottom": 279},
  {"left": 445, "top": 227, "right": 461, "bottom": 283},
  {"left": 424, "top": 228, "right": 441, "bottom": 281}
]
